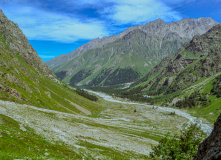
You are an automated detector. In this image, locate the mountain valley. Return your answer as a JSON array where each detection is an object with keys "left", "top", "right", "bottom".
[{"left": 0, "top": 7, "right": 221, "bottom": 160}]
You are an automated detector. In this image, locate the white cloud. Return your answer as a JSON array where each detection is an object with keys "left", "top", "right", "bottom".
[
  {"left": 63, "top": 0, "right": 182, "bottom": 24},
  {"left": 0, "top": 0, "right": 183, "bottom": 43},
  {"left": 1, "top": 5, "right": 109, "bottom": 43},
  {"left": 161, "top": 0, "right": 195, "bottom": 3},
  {"left": 101, "top": 0, "right": 182, "bottom": 24}
]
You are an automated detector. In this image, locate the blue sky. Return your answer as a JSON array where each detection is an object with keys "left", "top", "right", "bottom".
[{"left": 0, "top": 0, "right": 220, "bottom": 61}]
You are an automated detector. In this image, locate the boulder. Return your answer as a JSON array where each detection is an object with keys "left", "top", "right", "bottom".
[{"left": 195, "top": 114, "right": 221, "bottom": 159}]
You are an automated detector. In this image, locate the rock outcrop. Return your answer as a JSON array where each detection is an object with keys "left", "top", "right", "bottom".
[
  {"left": 133, "top": 24, "right": 221, "bottom": 97},
  {"left": 194, "top": 114, "right": 221, "bottom": 160},
  {"left": 0, "top": 9, "right": 55, "bottom": 80}
]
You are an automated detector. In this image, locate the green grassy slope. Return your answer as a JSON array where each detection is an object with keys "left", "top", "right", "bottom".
[
  {"left": 53, "top": 29, "right": 187, "bottom": 87},
  {"left": 0, "top": 114, "right": 84, "bottom": 159},
  {"left": 0, "top": 46, "right": 103, "bottom": 116},
  {"left": 186, "top": 98, "right": 221, "bottom": 123},
  {"left": 0, "top": 9, "right": 103, "bottom": 116}
]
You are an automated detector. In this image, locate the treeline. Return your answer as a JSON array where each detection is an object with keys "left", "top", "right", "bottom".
[
  {"left": 86, "top": 86, "right": 156, "bottom": 104},
  {"left": 85, "top": 85, "right": 122, "bottom": 95},
  {"left": 69, "top": 69, "right": 92, "bottom": 86},
  {"left": 211, "top": 75, "right": 221, "bottom": 97},
  {"left": 75, "top": 89, "right": 98, "bottom": 102},
  {"left": 103, "top": 68, "right": 140, "bottom": 86},
  {"left": 55, "top": 71, "right": 67, "bottom": 80},
  {"left": 175, "top": 91, "right": 211, "bottom": 108}
]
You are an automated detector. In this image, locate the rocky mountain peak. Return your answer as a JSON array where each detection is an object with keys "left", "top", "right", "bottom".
[
  {"left": 184, "top": 24, "right": 221, "bottom": 54},
  {"left": 151, "top": 18, "right": 166, "bottom": 25},
  {"left": 142, "top": 18, "right": 166, "bottom": 31},
  {"left": 45, "top": 17, "right": 219, "bottom": 86},
  {"left": 134, "top": 23, "right": 221, "bottom": 101},
  {"left": 144, "top": 17, "right": 219, "bottom": 38},
  {"left": 46, "top": 17, "right": 218, "bottom": 70}
]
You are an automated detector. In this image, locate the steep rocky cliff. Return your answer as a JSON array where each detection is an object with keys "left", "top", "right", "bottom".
[
  {"left": 194, "top": 114, "right": 221, "bottom": 160},
  {"left": 46, "top": 18, "right": 218, "bottom": 87}
]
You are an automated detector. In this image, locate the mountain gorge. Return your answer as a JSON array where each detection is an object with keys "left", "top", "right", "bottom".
[
  {"left": 0, "top": 10, "right": 194, "bottom": 159},
  {"left": 46, "top": 18, "right": 218, "bottom": 87},
  {"left": 121, "top": 24, "right": 221, "bottom": 123},
  {"left": 0, "top": 8, "right": 221, "bottom": 159}
]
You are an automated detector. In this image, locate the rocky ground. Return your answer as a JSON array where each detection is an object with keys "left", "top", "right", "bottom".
[{"left": 0, "top": 92, "right": 213, "bottom": 159}]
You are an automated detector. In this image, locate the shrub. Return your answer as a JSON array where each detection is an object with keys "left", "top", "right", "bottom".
[
  {"left": 149, "top": 124, "right": 206, "bottom": 159},
  {"left": 75, "top": 89, "right": 98, "bottom": 101},
  {"left": 211, "top": 75, "right": 221, "bottom": 97},
  {"left": 175, "top": 91, "right": 211, "bottom": 108}
]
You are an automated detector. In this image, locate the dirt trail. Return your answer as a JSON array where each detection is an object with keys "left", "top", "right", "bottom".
[
  {"left": 184, "top": 72, "right": 221, "bottom": 93},
  {"left": 65, "top": 98, "right": 91, "bottom": 115},
  {"left": 45, "top": 87, "right": 91, "bottom": 115}
]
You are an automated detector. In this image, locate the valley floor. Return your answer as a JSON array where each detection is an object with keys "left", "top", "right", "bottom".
[{"left": 0, "top": 92, "right": 213, "bottom": 159}]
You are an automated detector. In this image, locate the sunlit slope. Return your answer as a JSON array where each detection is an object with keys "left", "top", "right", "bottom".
[
  {"left": 0, "top": 9, "right": 102, "bottom": 115},
  {"left": 50, "top": 18, "right": 218, "bottom": 87}
]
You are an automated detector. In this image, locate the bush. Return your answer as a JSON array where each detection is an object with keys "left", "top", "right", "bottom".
[
  {"left": 149, "top": 124, "right": 206, "bottom": 159},
  {"left": 75, "top": 89, "right": 98, "bottom": 102},
  {"left": 175, "top": 91, "right": 211, "bottom": 108},
  {"left": 211, "top": 75, "right": 221, "bottom": 98}
]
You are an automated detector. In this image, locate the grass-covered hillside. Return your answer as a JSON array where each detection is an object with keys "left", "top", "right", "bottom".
[
  {"left": 53, "top": 29, "right": 169, "bottom": 86},
  {"left": 0, "top": 9, "right": 102, "bottom": 116}
]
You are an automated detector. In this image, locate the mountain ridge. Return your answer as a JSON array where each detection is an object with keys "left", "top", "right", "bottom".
[
  {"left": 46, "top": 17, "right": 218, "bottom": 87},
  {"left": 46, "top": 17, "right": 218, "bottom": 70},
  {"left": 133, "top": 24, "right": 221, "bottom": 93}
]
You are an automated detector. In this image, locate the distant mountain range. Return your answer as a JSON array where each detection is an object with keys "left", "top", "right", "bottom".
[{"left": 45, "top": 17, "right": 218, "bottom": 87}]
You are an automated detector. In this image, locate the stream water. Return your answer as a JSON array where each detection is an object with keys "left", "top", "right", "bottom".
[{"left": 86, "top": 89, "right": 213, "bottom": 135}]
